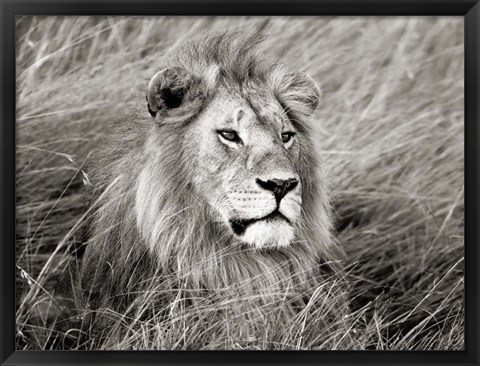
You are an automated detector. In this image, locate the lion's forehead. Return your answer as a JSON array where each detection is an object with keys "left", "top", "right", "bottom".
[
  {"left": 244, "top": 84, "right": 285, "bottom": 121},
  {"left": 215, "top": 84, "right": 286, "bottom": 131}
]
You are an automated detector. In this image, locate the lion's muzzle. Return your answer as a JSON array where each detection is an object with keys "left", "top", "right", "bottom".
[{"left": 218, "top": 175, "right": 302, "bottom": 248}]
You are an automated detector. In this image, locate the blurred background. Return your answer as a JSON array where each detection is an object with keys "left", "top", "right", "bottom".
[{"left": 15, "top": 16, "right": 464, "bottom": 350}]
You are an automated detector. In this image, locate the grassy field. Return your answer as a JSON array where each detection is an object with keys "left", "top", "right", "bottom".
[{"left": 15, "top": 16, "right": 464, "bottom": 350}]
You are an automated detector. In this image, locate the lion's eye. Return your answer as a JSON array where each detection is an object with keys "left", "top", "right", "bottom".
[
  {"left": 282, "top": 132, "right": 295, "bottom": 144},
  {"left": 218, "top": 130, "right": 240, "bottom": 142}
]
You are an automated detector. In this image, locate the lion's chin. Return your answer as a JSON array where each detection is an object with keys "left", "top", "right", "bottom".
[{"left": 240, "top": 221, "right": 295, "bottom": 249}]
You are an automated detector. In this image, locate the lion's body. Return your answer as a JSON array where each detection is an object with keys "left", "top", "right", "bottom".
[{"left": 79, "top": 34, "right": 348, "bottom": 341}]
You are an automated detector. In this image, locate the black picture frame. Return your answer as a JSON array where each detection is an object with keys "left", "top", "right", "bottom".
[{"left": 1, "top": 1, "right": 479, "bottom": 365}]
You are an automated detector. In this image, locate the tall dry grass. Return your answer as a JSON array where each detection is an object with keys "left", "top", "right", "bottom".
[{"left": 15, "top": 16, "right": 464, "bottom": 350}]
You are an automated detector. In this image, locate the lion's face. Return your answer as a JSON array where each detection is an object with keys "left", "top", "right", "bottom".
[
  {"left": 145, "top": 55, "right": 320, "bottom": 249},
  {"left": 184, "top": 87, "right": 303, "bottom": 248}
]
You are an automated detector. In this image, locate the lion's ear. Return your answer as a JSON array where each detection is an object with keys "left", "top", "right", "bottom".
[
  {"left": 275, "top": 72, "right": 321, "bottom": 117},
  {"left": 146, "top": 67, "right": 196, "bottom": 118}
]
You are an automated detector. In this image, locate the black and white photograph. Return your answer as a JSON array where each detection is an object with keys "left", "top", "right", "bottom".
[{"left": 14, "top": 15, "right": 465, "bottom": 351}]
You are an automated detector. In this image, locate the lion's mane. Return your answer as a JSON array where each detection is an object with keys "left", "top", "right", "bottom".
[{"left": 79, "top": 34, "right": 348, "bottom": 335}]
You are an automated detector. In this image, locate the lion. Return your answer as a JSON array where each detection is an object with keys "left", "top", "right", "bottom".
[{"left": 78, "top": 33, "right": 349, "bottom": 346}]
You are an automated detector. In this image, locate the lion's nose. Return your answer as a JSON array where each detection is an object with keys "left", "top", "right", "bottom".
[{"left": 256, "top": 177, "right": 299, "bottom": 203}]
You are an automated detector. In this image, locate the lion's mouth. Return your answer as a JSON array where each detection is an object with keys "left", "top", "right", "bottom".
[{"left": 229, "top": 210, "right": 291, "bottom": 236}]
